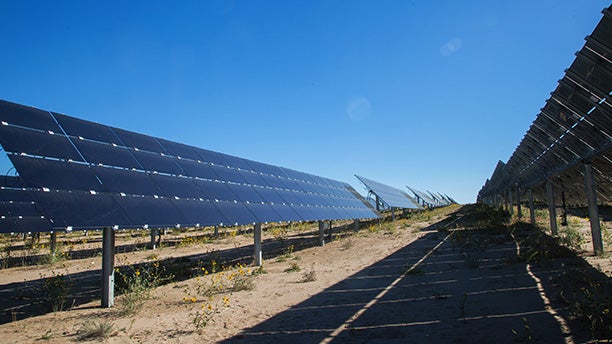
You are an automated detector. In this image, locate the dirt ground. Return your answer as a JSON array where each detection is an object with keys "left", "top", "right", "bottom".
[{"left": 0, "top": 204, "right": 610, "bottom": 343}]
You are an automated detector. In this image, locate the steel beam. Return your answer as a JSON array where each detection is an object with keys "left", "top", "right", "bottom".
[
  {"left": 545, "top": 181, "right": 558, "bottom": 236},
  {"left": 253, "top": 223, "right": 262, "bottom": 266},
  {"left": 528, "top": 189, "right": 536, "bottom": 225},
  {"left": 101, "top": 227, "right": 115, "bottom": 308},
  {"left": 584, "top": 162, "right": 604, "bottom": 255}
]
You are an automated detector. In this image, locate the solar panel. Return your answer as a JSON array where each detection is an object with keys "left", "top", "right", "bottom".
[
  {"left": 0, "top": 99, "right": 379, "bottom": 231},
  {"left": 0, "top": 100, "right": 60, "bottom": 132},
  {"left": 73, "top": 139, "right": 140, "bottom": 169},
  {"left": 93, "top": 167, "right": 161, "bottom": 196},
  {"left": 355, "top": 175, "right": 421, "bottom": 210},
  {"left": 54, "top": 113, "right": 123, "bottom": 145},
  {"left": 0, "top": 125, "right": 83, "bottom": 161},
  {"left": 406, "top": 186, "right": 437, "bottom": 207},
  {"left": 10, "top": 155, "right": 103, "bottom": 192},
  {"left": 112, "top": 127, "right": 165, "bottom": 153}
]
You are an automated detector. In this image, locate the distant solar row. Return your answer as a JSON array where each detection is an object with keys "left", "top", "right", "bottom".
[
  {"left": 0, "top": 100, "right": 378, "bottom": 233},
  {"left": 355, "top": 175, "right": 422, "bottom": 210}
]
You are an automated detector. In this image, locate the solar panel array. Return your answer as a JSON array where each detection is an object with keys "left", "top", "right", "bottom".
[
  {"left": 355, "top": 175, "right": 421, "bottom": 209},
  {"left": 405, "top": 186, "right": 453, "bottom": 208},
  {"left": 478, "top": 7, "right": 612, "bottom": 206},
  {"left": 0, "top": 100, "right": 378, "bottom": 233}
]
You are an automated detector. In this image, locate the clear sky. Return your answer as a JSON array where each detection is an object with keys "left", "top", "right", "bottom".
[{"left": 0, "top": 1, "right": 608, "bottom": 204}]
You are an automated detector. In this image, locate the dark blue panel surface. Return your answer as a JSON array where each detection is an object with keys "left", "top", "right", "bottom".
[
  {"left": 193, "top": 179, "right": 237, "bottom": 202},
  {"left": 33, "top": 190, "right": 130, "bottom": 229},
  {"left": 259, "top": 174, "right": 288, "bottom": 189},
  {"left": 290, "top": 205, "right": 322, "bottom": 222},
  {"left": 265, "top": 165, "right": 290, "bottom": 179},
  {"left": 132, "top": 150, "right": 183, "bottom": 175},
  {"left": 150, "top": 174, "right": 206, "bottom": 199},
  {"left": 209, "top": 164, "right": 246, "bottom": 184},
  {"left": 11, "top": 155, "right": 103, "bottom": 192},
  {"left": 54, "top": 113, "right": 122, "bottom": 145},
  {"left": 267, "top": 203, "right": 302, "bottom": 222},
  {"left": 113, "top": 195, "right": 186, "bottom": 228},
  {"left": 253, "top": 187, "right": 286, "bottom": 205},
  {"left": 0, "top": 125, "right": 83, "bottom": 161},
  {"left": 0, "top": 201, "right": 39, "bottom": 217},
  {"left": 222, "top": 154, "right": 253, "bottom": 171},
  {"left": 274, "top": 189, "right": 304, "bottom": 205},
  {"left": 74, "top": 139, "right": 141, "bottom": 169},
  {"left": 112, "top": 127, "right": 165, "bottom": 153},
  {"left": 236, "top": 170, "right": 270, "bottom": 187},
  {"left": 0, "top": 188, "right": 35, "bottom": 202},
  {"left": 0, "top": 176, "right": 23, "bottom": 188},
  {"left": 171, "top": 199, "right": 228, "bottom": 226},
  {"left": 293, "top": 180, "right": 318, "bottom": 194},
  {"left": 214, "top": 201, "right": 257, "bottom": 226},
  {"left": 0, "top": 216, "right": 52, "bottom": 233},
  {"left": 158, "top": 139, "right": 201, "bottom": 160},
  {"left": 225, "top": 183, "right": 265, "bottom": 203},
  {"left": 176, "top": 159, "right": 219, "bottom": 180},
  {"left": 0, "top": 100, "right": 60, "bottom": 132},
  {"left": 194, "top": 148, "right": 230, "bottom": 166},
  {"left": 244, "top": 203, "right": 283, "bottom": 223},
  {"left": 244, "top": 160, "right": 274, "bottom": 176},
  {"left": 93, "top": 166, "right": 160, "bottom": 196}
]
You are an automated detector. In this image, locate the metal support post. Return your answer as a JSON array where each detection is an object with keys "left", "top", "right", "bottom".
[
  {"left": 214, "top": 225, "right": 219, "bottom": 238},
  {"left": 583, "top": 162, "right": 603, "bottom": 255},
  {"left": 560, "top": 191, "right": 568, "bottom": 226},
  {"left": 328, "top": 220, "right": 333, "bottom": 241},
  {"left": 528, "top": 189, "right": 535, "bottom": 225},
  {"left": 545, "top": 181, "right": 558, "bottom": 236},
  {"left": 516, "top": 186, "right": 522, "bottom": 220},
  {"left": 101, "top": 227, "right": 115, "bottom": 308},
  {"left": 508, "top": 189, "right": 514, "bottom": 215},
  {"left": 318, "top": 220, "right": 325, "bottom": 246},
  {"left": 353, "top": 219, "right": 359, "bottom": 232},
  {"left": 253, "top": 223, "right": 262, "bottom": 266},
  {"left": 50, "top": 231, "right": 57, "bottom": 255},
  {"left": 150, "top": 228, "right": 157, "bottom": 250}
]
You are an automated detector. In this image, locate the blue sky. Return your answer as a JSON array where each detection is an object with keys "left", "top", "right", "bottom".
[{"left": 0, "top": 1, "right": 608, "bottom": 204}]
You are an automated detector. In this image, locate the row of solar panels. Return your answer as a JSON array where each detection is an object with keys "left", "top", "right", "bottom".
[
  {"left": 0, "top": 100, "right": 379, "bottom": 233},
  {"left": 355, "top": 175, "right": 455, "bottom": 210},
  {"left": 478, "top": 6, "right": 612, "bottom": 205}
]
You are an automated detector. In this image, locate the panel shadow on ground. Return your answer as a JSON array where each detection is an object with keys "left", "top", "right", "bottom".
[{"left": 223, "top": 227, "right": 585, "bottom": 343}]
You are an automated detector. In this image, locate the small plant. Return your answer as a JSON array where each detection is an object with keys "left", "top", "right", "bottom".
[
  {"left": 284, "top": 262, "right": 301, "bottom": 273},
  {"left": 270, "top": 227, "right": 289, "bottom": 241},
  {"left": 115, "top": 259, "right": 173, "bottom": 316},
  {"left": 76, "top": 320, "right": 114, "bottom": 341},
  {"left": 192, "top": 305, "right": 215, "bottom": 331},
  {"left": 39, "top": 329, "right": 54, "bottom": 340},
  {"left": 276, "top": 245, "right": 295, "bottom": 262},
  {"left": 340, "top": 237, "right": 354, "bottom": 251},
  {"left": 36, "top": 270, "right": 73, "bottom": 312},
  {"left": 300, "top": 265, "right": 317, "bottom": 282}
]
